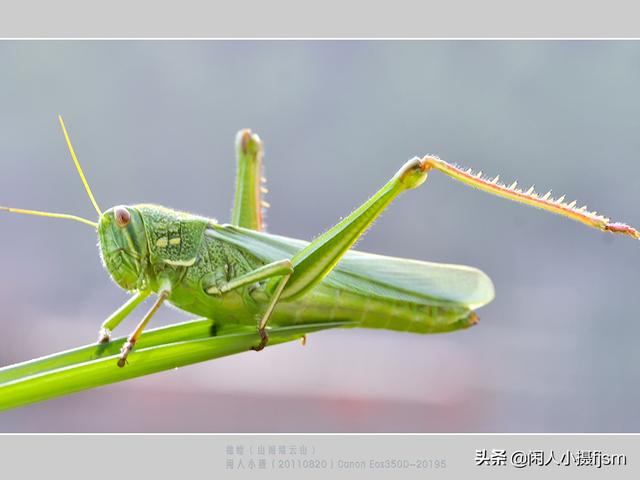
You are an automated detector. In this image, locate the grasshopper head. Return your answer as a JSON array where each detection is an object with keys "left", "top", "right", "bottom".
[{"left": 98, "top": 205, "right": 149, "bottom": 291}]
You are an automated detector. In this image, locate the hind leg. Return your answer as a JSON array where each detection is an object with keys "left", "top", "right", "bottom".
[
  {"left": 255, "top": 158, "right": 431, "bottom": 348},
  {"left": 230, "top": 129, "right": 267, "bottom": 231},
  {"left": 266, "top": 157, "right": 431, "bottom": 302}
]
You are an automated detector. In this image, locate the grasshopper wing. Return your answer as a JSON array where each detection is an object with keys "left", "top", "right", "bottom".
[
  {"left": 207, "top": 225, "right": 495, "bottom": 311},
  {"left": 327, "top": 250, "right": 495, "bottom": 310}
]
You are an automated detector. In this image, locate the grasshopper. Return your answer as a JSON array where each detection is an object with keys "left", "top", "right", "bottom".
[{"left": 2, "top": 117, "right": 638, "bottom": 368}]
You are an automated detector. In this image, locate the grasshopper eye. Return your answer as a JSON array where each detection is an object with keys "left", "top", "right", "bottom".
[{"left": 114, "top": 206, "right": 131, "bottom": 227}]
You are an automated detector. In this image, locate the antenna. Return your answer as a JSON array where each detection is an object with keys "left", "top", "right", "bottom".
[
  {"left": 58, "top": 115, "right": 102, "bottom": 217},
  {"left": 0, "top": 116, "right": 102, "bottom": 230},
  {"left": 0, "top": 206, "right": 98, "bottom": 228}
]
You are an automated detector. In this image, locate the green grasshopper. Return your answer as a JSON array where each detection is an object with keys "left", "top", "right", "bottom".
[{"left": 2, "top": 117, "right": 638, "bottom": 368}]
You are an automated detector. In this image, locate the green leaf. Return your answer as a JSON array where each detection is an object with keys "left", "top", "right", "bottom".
[{"left": 0, "top": 319, "right": 353, "bottom": 411}]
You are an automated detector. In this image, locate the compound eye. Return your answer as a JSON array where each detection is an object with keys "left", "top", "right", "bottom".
[{"left": 114, "top": 206, "right": 131, "bottom": 227}]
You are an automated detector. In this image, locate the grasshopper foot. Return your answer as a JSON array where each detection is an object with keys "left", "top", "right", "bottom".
[
  {"left": 251, "top": 329, "right": 269, "bottom": 352},
  {"left": 98, "top": 327, "right": 111, "bottom": 344},
  {"left": 117, "top": 339, "right": 135, "bottom": 367}
]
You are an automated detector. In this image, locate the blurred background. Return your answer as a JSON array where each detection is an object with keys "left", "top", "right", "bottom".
[{"left": 1, "top": 41, "right": 639, "bottom": 432}]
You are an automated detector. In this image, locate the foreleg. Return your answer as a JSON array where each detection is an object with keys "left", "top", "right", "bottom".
[{"left": 97, "top": 290, "right": 150, "bottom": 343}]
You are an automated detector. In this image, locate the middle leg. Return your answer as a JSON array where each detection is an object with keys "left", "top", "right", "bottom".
[{"left": 202, "top": 259, "right": 294, "bottom": 351}]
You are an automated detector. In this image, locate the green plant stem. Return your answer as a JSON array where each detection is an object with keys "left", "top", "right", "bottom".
[{"left": 0, "top": 319, "right": 352, "bottom": 412}]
